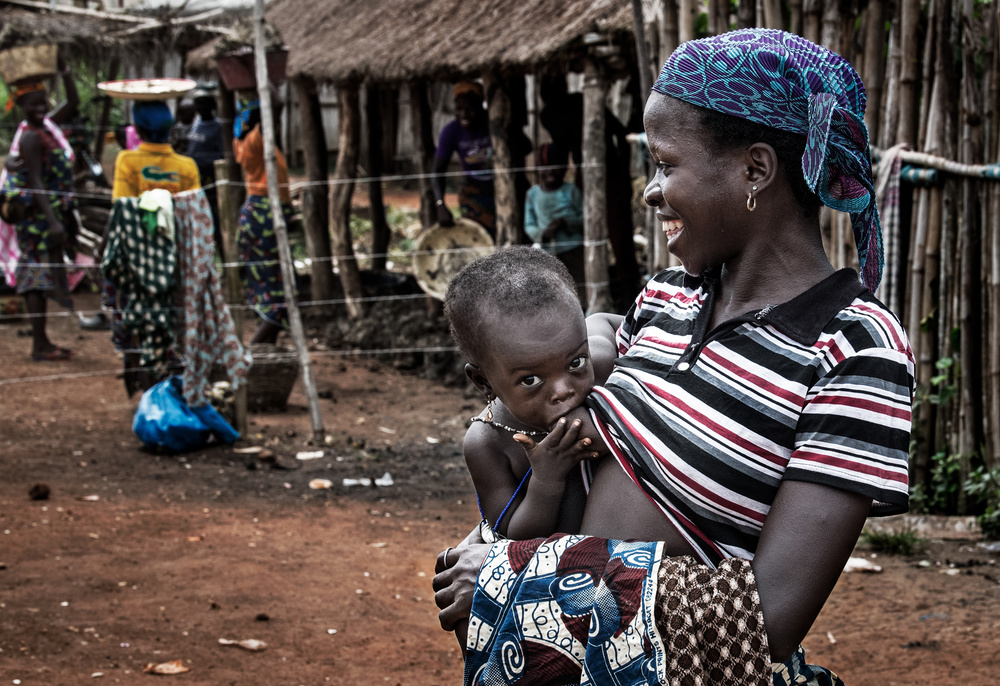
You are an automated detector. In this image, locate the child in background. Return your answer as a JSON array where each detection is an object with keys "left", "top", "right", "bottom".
[
  {"left": 444, "top": 246, "right": 618, "bottom": 542},
  {"left": 524, "top": 142, "right": 585, "bottom": 301}
]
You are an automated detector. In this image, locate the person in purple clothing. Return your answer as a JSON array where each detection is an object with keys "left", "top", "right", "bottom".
[{"left": 431, "top": 81, "right": 495, "bottom": 236}]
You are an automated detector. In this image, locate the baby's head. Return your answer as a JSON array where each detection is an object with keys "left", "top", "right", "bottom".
[
  {"left": 445, "top": 246, "right": 594, "bottom": 431},
  {"left": 536, "top": 142, "right": 568, "bottom": 191}
]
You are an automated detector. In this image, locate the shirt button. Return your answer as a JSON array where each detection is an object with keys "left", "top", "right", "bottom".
[{"left": 676, "top": 362, "right": 691, "bottom": 372}]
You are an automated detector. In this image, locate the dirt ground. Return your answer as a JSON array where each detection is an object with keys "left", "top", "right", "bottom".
[{"left": 1, "top": 291, "right": 998, "bottom": 685}]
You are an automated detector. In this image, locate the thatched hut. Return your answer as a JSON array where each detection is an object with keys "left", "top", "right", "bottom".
[{"left": 188, "top": 0, "right": 644, "bottom": 315}]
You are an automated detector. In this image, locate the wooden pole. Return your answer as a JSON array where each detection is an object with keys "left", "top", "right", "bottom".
[
  {"left": 485, "top": 71, "right": 518, "bottom": 247},
  {"left": 582, "top": 54, "right": 613, "bottom": 314},
  {"left": 292, "top": 76, "right": 334, "bottom": 307},
  {"left": 214, "top": 159, "right": 247, "bottom": 436},
  {"left": 253, "top": 0, "right": 324, "bottom": 443},
  {"left": 678, "top": 0, "right": 697, "bottom": 44},
  {"left": 329, "top": 82, "right": 366, "bottom": 318},
  {"left": 93, "top": 56, "right": 119, "bottom": 169},
  {"left": 409, "top": 81, "right": 437, "bottom": 230},
  {"left": 862, "top": 0, "right": 886, "bottom": 146},
  {"left": 762, "top": 0, "right": 784, "bottom": 30},
  {"left": 897, "top": 0, "right": 921, "bottom": 146},
  {"left": 366, "top": 83, "right": 390, "bottom": 271}
]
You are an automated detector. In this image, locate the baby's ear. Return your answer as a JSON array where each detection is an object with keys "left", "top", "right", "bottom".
[{"left": 465, "top": 363, "right": 492, "bottom": 397}]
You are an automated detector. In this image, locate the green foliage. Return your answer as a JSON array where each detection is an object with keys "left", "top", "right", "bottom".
[
  {"left": 964, "top": 465, "right": 1000, "bottom": 541},
  {"left": 861, "top": 527, "right": 924, "bottom": 556}
]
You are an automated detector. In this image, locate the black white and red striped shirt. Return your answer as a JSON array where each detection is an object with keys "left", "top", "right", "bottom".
[{"left": 587, "top": 267, "right": 913, "bottom": 567}]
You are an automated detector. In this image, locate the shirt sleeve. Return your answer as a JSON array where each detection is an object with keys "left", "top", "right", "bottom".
[
  {"left": 562, "top": 184, "right": 584, "bottom": 230},
  {"left": 523, "top": 186, "right": 542, "bottom": 242},
  {"left": 435, "top": 121, "right": 458, "bottom": 162},
  {"left": 786, "top": 338, "right": 913, "bottom": 514}
]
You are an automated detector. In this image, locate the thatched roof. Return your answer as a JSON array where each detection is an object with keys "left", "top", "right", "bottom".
[
  {"left": 263, "top": 0, "right": 633, "bottom": 84},
  {"left": 0, "top": 4, "right": 235, "bottom": 65}
]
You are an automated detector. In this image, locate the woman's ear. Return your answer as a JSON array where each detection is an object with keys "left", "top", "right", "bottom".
[
  {"left": 744, "top": 142, "right": 779, "bottom": 190},
  {"left": 465, "top": 363, "right": 493, "bottom": 399}
]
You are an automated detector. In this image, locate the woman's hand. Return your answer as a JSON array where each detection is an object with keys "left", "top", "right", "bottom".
[
  {"left": 433, "top": 542, "right": 491, "bottom": 650},
  {"left": 436, "top": 202, "right": 455, "bottom": 227}
]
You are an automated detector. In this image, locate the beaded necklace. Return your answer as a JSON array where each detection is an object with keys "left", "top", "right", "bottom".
[{"left": 469, "top": 415, "right": 547, "bottom": 437}]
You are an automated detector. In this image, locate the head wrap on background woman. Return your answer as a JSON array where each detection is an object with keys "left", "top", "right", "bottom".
[
  {"left": 234, "top": 98, "right": 260, "bottom": 139},
  {"left": 453, "top": 80, "right": 483, "bottom": 101},
  {"left": 131, "top": 100, "right": 174, "bottom": 143},
  {"left": 653, "top": 29, "right": 883, "bottom": 292},
  {"left": 5, "top": 80, "right": 46, "bottom": 112}
]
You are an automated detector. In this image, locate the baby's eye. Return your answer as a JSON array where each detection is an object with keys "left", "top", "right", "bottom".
[
  {"left": 518, "top": 375, "right": 542, "bottom": 388},
  {"left": 569, "top": 355, "right": 588, "bottom": 371}
]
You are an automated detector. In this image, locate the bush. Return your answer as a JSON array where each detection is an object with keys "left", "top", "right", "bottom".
[{"left": 861, "top": 527, "right": 924, "bottom": 556}]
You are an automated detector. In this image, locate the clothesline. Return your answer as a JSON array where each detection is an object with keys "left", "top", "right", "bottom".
[
  {"left": 5, "top": 236, "right": 599, "bottom": 272},
  {"left": 2, "top": 163, "right": 599, "bottom": 203}
]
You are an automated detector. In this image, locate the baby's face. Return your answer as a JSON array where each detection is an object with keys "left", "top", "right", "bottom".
[{"left": 479, "top": 303, "right": 594, "bottom": 432}]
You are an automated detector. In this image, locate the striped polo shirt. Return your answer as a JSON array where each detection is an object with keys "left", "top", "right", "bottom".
[{"left": 587, "top": 267, "right": 913, "bottom": 567}]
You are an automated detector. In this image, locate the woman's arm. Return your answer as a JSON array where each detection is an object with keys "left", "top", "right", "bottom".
[
  {"left": 431, "top": 155, "right": 454, "bottom": 226},
  {"left": 751, "top": 480, "right": 871, "bottom": 662},
  {"left": 587, "top": 312, "right": 623, "bottom": 384},
  {"left": 19, "top": 130, "right": 64, "bottom": 245},
  {"left": 49, "top": 56, "right": 79, "bottom": 126}
]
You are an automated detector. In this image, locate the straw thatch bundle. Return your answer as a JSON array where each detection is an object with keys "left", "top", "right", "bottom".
[{"left": 263, "top": 0, "right": 632, "bottom": 84}]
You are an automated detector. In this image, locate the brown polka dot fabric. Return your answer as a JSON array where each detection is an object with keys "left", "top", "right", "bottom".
[{"left": 653, "top": 556, "right": 771, "bottom": 686}]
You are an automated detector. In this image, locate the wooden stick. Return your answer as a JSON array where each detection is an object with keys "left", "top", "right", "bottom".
[
  {"left": 582, "top": 54, "right": 612, "bottom": 314},
  {"left": 1, "top": 0, "right": 149, "bottom": 22},
  {"left": 253, "top": 0, "right": 324, "bottom": 443},
  {"left": 214, "top": 160, "right": 246, "bottom": 436}
]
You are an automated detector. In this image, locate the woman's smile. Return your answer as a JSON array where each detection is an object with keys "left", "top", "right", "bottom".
[{"left": 661, "top": 219, "right": 684, "bottom": 241}]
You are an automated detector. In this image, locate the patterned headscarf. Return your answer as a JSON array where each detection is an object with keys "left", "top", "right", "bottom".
[
  {"left": 5, "top": 80, "right": 46, "bottom": 112},
  {"left": 653, "top": 29, "right": 883, "bottom": 292},
  {"left": 234, "top": 98, "right": 260, "bottom": 139}
]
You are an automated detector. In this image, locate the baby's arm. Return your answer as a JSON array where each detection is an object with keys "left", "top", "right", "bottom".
[{"left": 505, "top": 418, "right": 598, "bottom": 539}]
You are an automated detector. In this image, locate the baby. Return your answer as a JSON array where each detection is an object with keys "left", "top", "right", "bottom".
[{"left": 444, "top": 246, "right": 615, "bottom": 541}]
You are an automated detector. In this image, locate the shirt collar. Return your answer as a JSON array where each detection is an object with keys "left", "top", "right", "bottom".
[
  {"left": 753, "top": 269, "right": 867, "bottom": 345},
  {"left": 698, "top": 267, "right": 867, "bottom": 346},
  {"left": 138, "top": 142, "right": 174, "bottom": 153}
]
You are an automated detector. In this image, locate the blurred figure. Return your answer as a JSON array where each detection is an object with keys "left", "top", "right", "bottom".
[
  {"left": 185, "top": 88, "right": 224, "bottom": 249},
  {"left": 431, "top": 81, "right": 495, "bottom": 235}
]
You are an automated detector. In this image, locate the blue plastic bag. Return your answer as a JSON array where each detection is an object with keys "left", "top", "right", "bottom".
[{"left": 133, "top": 376, "right": 240, "bottom": 452}]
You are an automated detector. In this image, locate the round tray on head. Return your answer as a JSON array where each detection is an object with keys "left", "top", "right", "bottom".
[
  {"left": 97, "top": 78, "right": 197, "bottom": 101},
  {"left": 412, "top": 218, "right": 494, "bottom": 300}
]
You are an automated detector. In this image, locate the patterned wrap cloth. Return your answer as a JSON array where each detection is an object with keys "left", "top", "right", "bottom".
[
  {"left": 238, "top": 194, "right": 291, "bottom": 329},
  {"left": 653, "top": 29, "right": 883, "bottom": 292},
  {"left": 173, "top": 188, "right": 251, "bottom": 408},
  {"left": 0, "top": 118, "right": 76, "bottom": 300},
  {"left": 101, "top": 196, "right": 177, "bottom": 372},
  {"left": 465, "top": 534, "right": 842, "bottom": 686}
]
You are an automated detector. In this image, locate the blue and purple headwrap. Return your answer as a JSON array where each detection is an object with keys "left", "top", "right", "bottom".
[
  {"left": 131, "top": 101, "right": 174, "bottom": 144},
  {"left": 234, "top": 98, "right": 260, "bottom": 139},
  {"left": 654, "top": 29, "right": 883, "bottom": 292}
]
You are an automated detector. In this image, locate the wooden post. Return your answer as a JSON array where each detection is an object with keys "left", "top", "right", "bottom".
[
  {"left": 292, "top": 76, "right": 334, "bottom": 307},
  {"left": 582, "top": 54, "right": 613, "bottom": 314},
  {"left": 897, "top": 0, "right": 921, "bottom": 146},
  {"left": 253, "top": 0, "right": 325, "bottom": 443},
  {"left": 485, "top": 71, "right": 518, "bottom": 247},
  {"left": 330, "top": 81, "right": 366, "bottom": 318},
  {"left": 862, "top": 0, "right": 887, "bottom": 145},
  {"left": 214, "top": 158, "right": 247, "bottom": 436},
  {"left": 678, "top": 0, "right": 697, "bottom": 44},
  {"left": 366, "top": 82, "right": 390, "bottom": 271},
  {"left": 93, "top": 57, "right": 119, "bottom": 169},
  {"left": 409, "top": 81, "right": 437, "bottom": 229},
  {"left": 762, "top": 0, "right": 785, "bottom": 30}
]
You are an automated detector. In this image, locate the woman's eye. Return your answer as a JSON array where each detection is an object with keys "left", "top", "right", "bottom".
[
  {"left": 518, "top": 375, "right": 542, "bottom": 388},
  {"left": 570, "top": 355, "right": 588, "bottom": 371}
]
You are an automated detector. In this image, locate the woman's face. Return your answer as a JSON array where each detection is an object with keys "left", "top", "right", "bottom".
[
  {"left": 642, "top": 93, "right": 748, "bottom": 276},
  {"left": 454, "top": 94, "right": 483, "bottom": 129},
  {"left": 18, "top": 90, "right": 48, "bottom": 127},
  {"left": 476, "top": 301, "right": 594, "bottom": 432}
]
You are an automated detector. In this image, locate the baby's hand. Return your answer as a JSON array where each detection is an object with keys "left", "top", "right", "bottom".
[{"left": 513, "top": 417, "right": 599, "bottom": 486}]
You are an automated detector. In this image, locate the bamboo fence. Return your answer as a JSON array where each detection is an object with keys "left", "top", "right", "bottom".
[{"left": 644, "top": 0, "right": 1000, "bottom": 504}]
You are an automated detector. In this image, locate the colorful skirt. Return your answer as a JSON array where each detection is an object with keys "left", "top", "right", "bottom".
[
  {"left": 458, "top": 178, "right": 496, "bottom": 236},
  {"left": 237, "top": 195, "right": 291, "bottom": 329}
]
